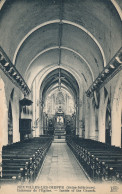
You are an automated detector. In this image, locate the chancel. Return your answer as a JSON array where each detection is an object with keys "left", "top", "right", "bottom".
[
  {"left": 0, "top": 0, "right": 122, "bottom": 185},
  {"left": 54, "top": 106, "right": 66, "bottom": 139}
]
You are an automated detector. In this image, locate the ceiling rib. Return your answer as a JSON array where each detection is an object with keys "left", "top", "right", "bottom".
[
  {"left": 13, "top": 20, "right": 106, "bottom": 67},
  {"left": 25, "top": 46, "right": 94, "bottom": 82},
  {"left": 58, "top": 0, "right": 63, "bottom": 66}
]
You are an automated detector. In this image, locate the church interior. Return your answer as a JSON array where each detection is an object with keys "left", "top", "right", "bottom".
[{"left": 0, "top": 0, "right": 122, "bottom": 185}]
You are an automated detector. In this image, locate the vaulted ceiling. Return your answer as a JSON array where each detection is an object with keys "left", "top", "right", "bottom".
[
  {"left": 41, "top": 68, "right": 79, "bottom": 100},
  {"left": 0, "top": 0, "right": 121, "bottom": 98}
]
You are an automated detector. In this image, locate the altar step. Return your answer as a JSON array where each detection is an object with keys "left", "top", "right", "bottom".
[
  {"left": 53, "top": 139, "right": 66, "bottom": 143},
  {"left": 54, "top": 129, "right": 66, "bottom": 139},
  {"left": 54, "top": 131, "right": 66, "bottom": 135},
  {"left": 54, "top": 135, "right": 65, "bottom": 139}
]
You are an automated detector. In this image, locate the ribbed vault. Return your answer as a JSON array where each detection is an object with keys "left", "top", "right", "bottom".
[
  {"left": 0, "top": 0, "right": 121, "bottom": 94},
  {"left": 41, "top": 68, "right": 79, "bottom": 101}
]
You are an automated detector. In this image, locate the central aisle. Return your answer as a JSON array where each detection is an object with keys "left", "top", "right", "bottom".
[{"left": 36, "top": 141, "right": 91, "bottom": 184}]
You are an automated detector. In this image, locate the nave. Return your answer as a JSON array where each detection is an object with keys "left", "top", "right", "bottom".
[{"left": 36, "top": 141, "right": 90, "bottom": 184}]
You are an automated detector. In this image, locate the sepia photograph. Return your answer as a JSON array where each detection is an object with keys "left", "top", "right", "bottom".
[{"left": 0, "top": 0, "right": 122, "bottom": 193}]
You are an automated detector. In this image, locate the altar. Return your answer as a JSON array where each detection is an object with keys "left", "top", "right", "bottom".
[{"left": 54, "top": 109, "right": 66, "bottom": 139}]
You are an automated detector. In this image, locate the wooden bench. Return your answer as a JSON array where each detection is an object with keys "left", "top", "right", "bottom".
[
  {"left": 66, "top": 136, "right": 122, "bottom": 183},
  {"left": 0, "top": 137, "right": 53, "bottom": 183}
]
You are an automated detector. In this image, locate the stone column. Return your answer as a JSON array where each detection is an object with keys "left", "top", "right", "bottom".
[
  {"left": 0, "top": 104, "right": 8, "bottom": 177},
  {"left": 39, "top": 100, "right": 44, "bottom": 135},
  {"left": 89, "top": 99, "right": 96, "bottom": 140},
  {"left": 13, "top": 106, "right": 20, "bottom": 143},
  {"left": 0, "top": 79, "right": 8, "bottom": 147},
  {"left": 0, "top": 79, "right": 8, "bottom": 177},
  {"left": 111, "top": 97, "right": 121, "bottom": 147},
  {"left": 98, "top": 89, "right": 106, "bottom": 143},
  {"left": 75, "top": 103, "right": 79, "bottom": 135},
  {"left": 12, "top": 93, "right": 20, "bottom": 143},
  {"left": 0, "top": 150, "right": 2, "bottom": 177},
  {"left": 32, "top": 80, "right": 40, "bottom": 137},
  {"left": 98, "top": 108, "right": 106, "bottom": 143},
  {"left": 79, "top": 100, "right": 83, "bottom": 137},
  {"left": 111, "top": 76, "right": 122, "bottom": 147},
  {"left": 85, "top": 98, "right": 90, "bottom": 139}
]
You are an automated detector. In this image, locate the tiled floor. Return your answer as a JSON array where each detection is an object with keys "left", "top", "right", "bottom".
[{"left": 36, "top": 142, "right": 90, "bottom": 184}]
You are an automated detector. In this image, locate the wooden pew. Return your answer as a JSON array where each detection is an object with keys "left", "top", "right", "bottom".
[
  {"left": 66, "top": 136, "right": 122, "bottom": 183},
  {"left": 0, "top": 137, "right": 53, "bottom": 183}
]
